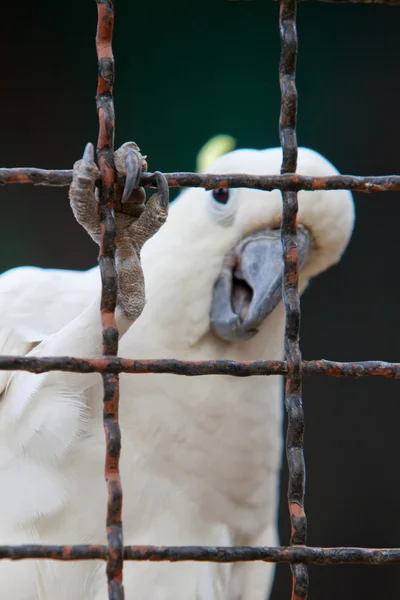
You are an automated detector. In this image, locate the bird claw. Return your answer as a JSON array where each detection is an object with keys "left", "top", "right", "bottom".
[
  {"left": 69, "top": 144, "right": 101, "bottom": 244},
  {"left": 114, "top": 141, "right": 147, "bottom": 206},
  {"left": 82, "top": 141, "right": 96, "bottom": 165},
  {"left": 152, "top": 171, "right": 169, "bottom": 210},
  {"left": 70, "top": 142, "right": 168, "bottom": 247},
  {"left": 122, "top": 150, "right": 141, "bottom": 204}
]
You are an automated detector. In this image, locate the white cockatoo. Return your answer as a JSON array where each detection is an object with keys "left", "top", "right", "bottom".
[{"left": 0, "top": 139, "right": 355, "bottom": 600}]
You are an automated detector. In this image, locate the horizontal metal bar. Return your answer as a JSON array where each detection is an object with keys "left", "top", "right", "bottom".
[
  {"left": 1, "top": 545, "right": 399, "bottom": 564},
  {"left": 0, "top": 545, "right": 108, "bottom": 561},
  {"left": 124, "top": 546, "right": 400, "bottom": 565},
  {"left": 0, "top": 356, "right": 399, "bottom": 378},
  {"left": 0, "top": 168, "right": 399, "bottom": 193},
  {"left": 142, "top": 173, "right": 400, "bottom": 192},
  {"left": 0, "top": 169, "right": 73, "bottom": 186}
]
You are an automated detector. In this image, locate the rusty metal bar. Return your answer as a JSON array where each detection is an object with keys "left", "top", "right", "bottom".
[
  {"left": 1, "top": 545, "right": 400, "bottom": 565},
  {"left": 0, "top": 169, "right": 73, "bottom": 186},
  {"left": 279, "top": 1, "right": 309, "bottom": 599},
  {"left": 142, "top": 172, "right": 400, "bottom": 192},
  {"left": 0, "top": 356, "right": 400, "bottom": 378},
  {"left": 95, "top": 2, "right": 124, "bottom": 599},
  {"left": 1, "top": 168, "right": 400, "bottom": 193}
]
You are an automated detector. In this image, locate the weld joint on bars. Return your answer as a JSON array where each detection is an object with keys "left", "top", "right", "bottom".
[{"left": 1, "top": 169, "right": 400, "bottom": 193}]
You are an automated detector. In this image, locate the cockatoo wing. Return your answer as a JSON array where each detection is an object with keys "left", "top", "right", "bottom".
[
  {"left": 0, "top": 266, "right": 99, "bottom": 341},
  {"left": 0, "top": 265, "right": 99, "bottom": 393}
]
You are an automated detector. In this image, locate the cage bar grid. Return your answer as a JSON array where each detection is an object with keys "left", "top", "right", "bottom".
[{"left": 0, "top": 0, "right": 399, "bottom": 599}]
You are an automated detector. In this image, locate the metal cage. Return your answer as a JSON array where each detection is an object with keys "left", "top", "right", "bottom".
[{"left": 0, "top": 1, "right": 399, "bottom": 599}]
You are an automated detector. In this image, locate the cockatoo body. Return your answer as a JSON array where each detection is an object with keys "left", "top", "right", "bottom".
[{"left": 0, "top": 144, "right": 355, "bottom": 600}]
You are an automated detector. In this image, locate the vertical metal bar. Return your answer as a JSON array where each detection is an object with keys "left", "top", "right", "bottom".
[
  {"left": 278, "top": 1, "right": 309, "bottom": 600},
  {"left": 95, "top": 2, "right": 124, "bottom": 599}
]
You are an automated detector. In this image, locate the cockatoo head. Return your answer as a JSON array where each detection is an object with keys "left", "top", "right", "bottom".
[{"left": 145, "top": 146, "right": 355, "bottom": 346}]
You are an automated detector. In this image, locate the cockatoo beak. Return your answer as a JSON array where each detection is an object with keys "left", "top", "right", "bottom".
[{"left": 210, "top": 225, "right": 313, "bottom": 342}]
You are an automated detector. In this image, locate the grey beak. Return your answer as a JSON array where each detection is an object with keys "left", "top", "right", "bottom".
[{"left": 210, "top": 225, "right": 313, "bottom": 342}]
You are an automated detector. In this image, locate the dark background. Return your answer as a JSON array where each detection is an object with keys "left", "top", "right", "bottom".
[{"left": 1, "top": 1, "right": 400, "bottom": 598}]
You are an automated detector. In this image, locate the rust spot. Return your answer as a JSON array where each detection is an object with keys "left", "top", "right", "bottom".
[
  {"left": 289, "top": 503, "right": 305, "bottom": 519},
  {"left": 7, "top": 172, "right": 31, "bottom": 184}
]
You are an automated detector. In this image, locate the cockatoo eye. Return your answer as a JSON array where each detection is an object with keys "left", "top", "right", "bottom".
[
  {"left": 208, "top": 187, "right": 237, "bottom": 227},
  {"left": 212, "top": 188, "right": 230, "bottom": 204}
]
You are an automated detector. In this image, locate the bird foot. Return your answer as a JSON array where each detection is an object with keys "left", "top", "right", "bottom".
[{"left": 69, "top": 142, "right": 169, "bottom": 248}]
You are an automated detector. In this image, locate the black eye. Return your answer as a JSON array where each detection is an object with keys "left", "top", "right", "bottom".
[{"left": 212, "top": 188, "right": 230, "bottom": 205}]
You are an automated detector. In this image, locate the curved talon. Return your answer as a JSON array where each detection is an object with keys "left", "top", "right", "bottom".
[
  {"left": 122, "top": 150, "right": 142, "bottom": 204},
  {"left": 153, "top": 171, "right": 169, "bottom": 209},
  {"left": 69, "top": 142, "right": 101, "bottom": 244},
  {"left": 82, "top": 142, "right": 95, "bottom": 164}
]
